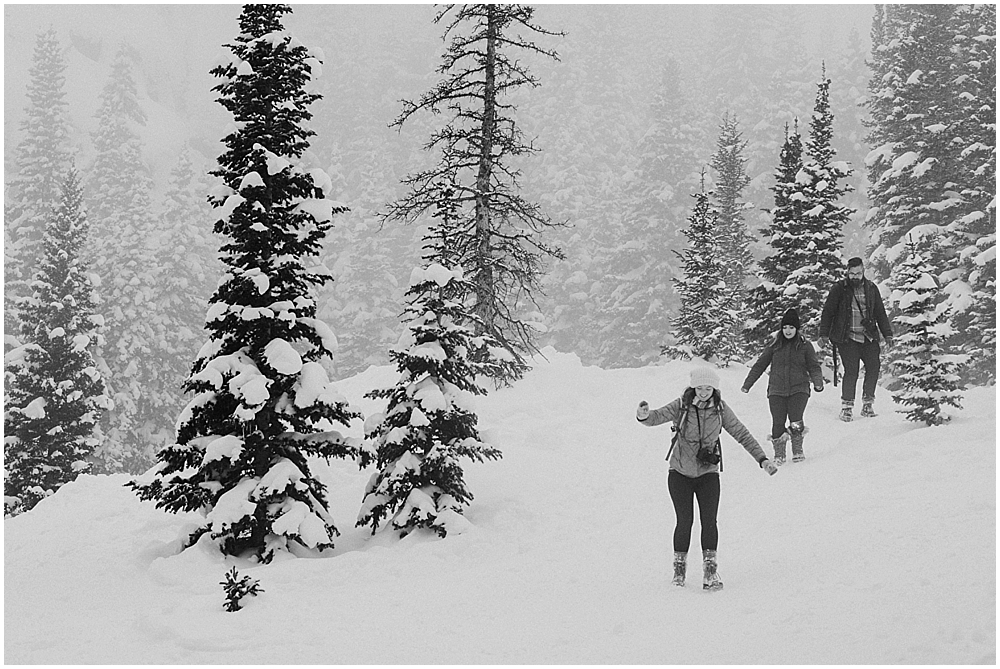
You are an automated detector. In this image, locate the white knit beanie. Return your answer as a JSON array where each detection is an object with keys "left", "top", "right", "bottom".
[{"left": 689, "top": 366, "right": 720, "bottom": 390}]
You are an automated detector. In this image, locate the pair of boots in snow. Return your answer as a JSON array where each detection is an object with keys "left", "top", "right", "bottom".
[
  {"left": 840, "top": 398, "right": 876, "bottom": 422},
  {"left": 768, "top": 422, "right": 806, "bottom": 465},
  {"left": 672, "top": 550, "right": 722, "bottom": 591}
]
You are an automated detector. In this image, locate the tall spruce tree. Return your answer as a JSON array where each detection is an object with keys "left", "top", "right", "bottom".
[
  {"left": 381, "top": 4, "right": 564, "bottom": 383},
  {"left": 709, "top": 112, "right": 753, "bottom": 359},
  {"left": 4, "top": 169, "right": 109, "bottom": 515},
  {"left": 85, "top": 44, "right": 161, "bottom": 473},
  {"left": 745, "top": 122, "right": 807, "bottom": 348},
  {"left": 864, "top": 4, "right": 994, "bottom": 385},
  {"left": 863, "top": 5, "right": 960, "bottom": 278},
  {"left": 129, "top": 4, "right": 360, "bottom": 563},
  {"left": 597, "top": 58, "right": 706, "bottom": 368},
  {"left": 949, "top": 4, "right": 996, "bottom": 383},
  {"left": 144, "top": 151, "right": 223, "bottom": 451},
  {"left": 4, "top": 28, "right": 72, "bottom": 342},
  {"left": 786, "top": 67, "right": 854, "bottom": 338},
  {"left": 663, "top": 174, "right": 739, "bottom": 364},
  {"left": 888, "top": 234, "right": 967, "bottom": 425},
  {"left": 358, "top": 263, "right": 501, "bottom": 538}
]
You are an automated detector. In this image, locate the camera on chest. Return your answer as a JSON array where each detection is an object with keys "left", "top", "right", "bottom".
[{"left": 696, "top": 442, "right": 721, "bottom": 465}]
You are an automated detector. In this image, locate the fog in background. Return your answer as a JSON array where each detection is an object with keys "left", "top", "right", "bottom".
[{"left": 4, "top": 3, "right": 876, "bottom": 376}]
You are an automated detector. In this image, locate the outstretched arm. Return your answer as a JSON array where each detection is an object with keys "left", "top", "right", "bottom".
[
  {"left": 637, "top": 398, "right": 682, "bottom": 427},
  {"left": 742, "top": 346, "right": 773, "bottom": 392},
  {"left": 721, "top": 403, "right": 775, "bottom": 474}
]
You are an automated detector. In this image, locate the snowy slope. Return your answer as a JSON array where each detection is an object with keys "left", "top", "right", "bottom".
[{"left": 4, "top": 349, "right": 995, "bottom": 664}]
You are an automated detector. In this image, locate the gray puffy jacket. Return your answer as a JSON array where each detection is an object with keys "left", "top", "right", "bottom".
[{"left": 638, "top": 397, "right": 767, "bottom": 478}]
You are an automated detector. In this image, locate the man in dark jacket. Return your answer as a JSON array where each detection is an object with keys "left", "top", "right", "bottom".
[{"left": 819, "top": 257, "right": 893, "bottom": 421}]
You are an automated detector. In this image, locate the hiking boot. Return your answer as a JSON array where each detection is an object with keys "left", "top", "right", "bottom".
[
  {"left": 789, "top": 421, "right": 806, "bottom": 462},
  {"left": 860, "top": 401, "right": 876, "bottom": 418},
  {"left": 672, "top": 552, "right": 687, "bottom": 587},
  {"left": 769, "top": 432, "right": 788, "bottom": 465},
  {"left": 703, "top": 549, "right": 723, "bottom": 592},
  {"left": 839, "top": 400, "right": 854, "bottom": 422}
]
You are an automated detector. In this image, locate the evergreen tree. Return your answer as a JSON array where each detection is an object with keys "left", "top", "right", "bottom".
[
  {"left": 863, "top": 5, "right": 961, "bottom": 280},
  {"left": 381, "top": 4, "right": 565, "bottom": 383},
  {"left": 745, "top": 123, "right": 807, "bottom": 348},
  {"left": 663, "top": 174, "right": 739, "bottom": 364},
  {"left": 597, "top": 58, "right": 706, "bottom": 368},
  {"left": 129, "top": 4, "right": 360, "bottom": 563},
  {"left": 4, "top": 28, "right": 72, "bottom": 341},
  {"left": 85, "top": 44, "right": 161, "bottom": 473},
  {"left": 709, "top": 112, "right": 753, "bottom": 358},
  {"left": 787, "top": 67, "right": 854, "bottom": 338},
  {"left": 864, "top": 4, "right": 994, "bottom": 385},
  {"left": 358, "top": 263, "right": 501, "bottom": 538},
  {"left": 888, "top": 234, "right": 967, "bottom": 425},
  {"left": 143, "top": 151, "right": 224, "bottom": 451},
  {"left": 4, "top": 169, "right": 109, "bottom": 515},
  {"left": 949, "top": 4, "right": 996, "bottom": 384}
]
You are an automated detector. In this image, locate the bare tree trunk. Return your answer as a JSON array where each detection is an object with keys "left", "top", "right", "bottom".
[{"left": 473, "top": 5, "right": 497, "bottom": 337}]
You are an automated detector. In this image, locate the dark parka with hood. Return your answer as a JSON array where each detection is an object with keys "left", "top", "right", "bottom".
[{"left": 743, "top": 334, "right": 824, "bottom": 397}]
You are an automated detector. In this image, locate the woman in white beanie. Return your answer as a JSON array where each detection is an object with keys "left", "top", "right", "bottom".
[{"left": 636, "top": 366, "right": 777, "bottom": 591}]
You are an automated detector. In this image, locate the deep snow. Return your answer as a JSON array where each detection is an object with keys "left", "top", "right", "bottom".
[{"left": 4, "top": 349, "right": 995, "bottom": 664}]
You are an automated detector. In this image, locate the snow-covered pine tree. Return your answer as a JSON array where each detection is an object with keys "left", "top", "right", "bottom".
[
  {"left": 4, "top": 28, "right": 72, "bottom": 342},
  {"left": 381, "top": 4, "right": 565, "bottom": 384},
  {"left": 864, "top": 4, "right": 994, "bottom": 386},
  {"left": 358, "top": 262, "right": 501, "bottom": 538},
  {"left": 663, "top": 173, "right": 738, "bottom": 364},
  {"left": 948, "top": 4, "right": 996, "bottom": 384},
  {"left": 129, "top": 4, "right": 361, "bottom": 563},
  {"left": 863, "top": 5, "right": 961, "bottom": 281},
  {"left": 143, "top": 151, "right": 223, "bottom": 453},
  {"left": 597, "top": 57, "right": 706, "bottom": 368},
  {"left": 888, "top": 233, "right": 967, "bottom": 425},
  {"left": 745, "top": 122, "right": 807, "bottom": 349},
  {"left": 4, "top": 169, "right": 109, "bottom": 515},
  {"left": 708, "top": 112, "right": 754, "bottom": 360},
  {"left": 782, "top": 66, "right": 853, "bottom": 338},
  {"left": 85, "top": 44, "right": 162, "bottom": 473}
]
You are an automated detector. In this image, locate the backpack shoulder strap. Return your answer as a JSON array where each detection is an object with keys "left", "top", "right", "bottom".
[{"left": 665, "top": 402, "right": 691, "bottom": 462}]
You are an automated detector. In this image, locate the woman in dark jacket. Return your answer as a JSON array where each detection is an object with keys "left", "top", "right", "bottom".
[{"left": 742, "top": 308, "right": 824, "bottom": 464}]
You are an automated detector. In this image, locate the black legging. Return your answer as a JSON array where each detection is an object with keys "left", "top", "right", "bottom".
[
  {"left": 768, "top": 393, "right": 810, "bottom": 439},
  {"left": 667, "top": 470, "right": 720, "bottom": 553}
]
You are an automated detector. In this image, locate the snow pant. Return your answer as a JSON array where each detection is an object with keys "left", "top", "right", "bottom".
[
  {"left": 667, "top": 470, "right": 720, "bottom": 553},
  {"left": 837, "top": 338, "right": 881, "bottom": 402},
  {"left": 768, "top": 393, "right": 810, "bottom": 439}
]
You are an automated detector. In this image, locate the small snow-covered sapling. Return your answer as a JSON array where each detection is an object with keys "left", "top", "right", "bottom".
[{"left": 221, "top": 567, "right": 263, "bottom": 612}]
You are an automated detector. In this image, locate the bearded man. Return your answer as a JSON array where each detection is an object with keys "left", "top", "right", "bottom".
[{"left": 819, "top": 257, "right": 894, "bottom": 421}]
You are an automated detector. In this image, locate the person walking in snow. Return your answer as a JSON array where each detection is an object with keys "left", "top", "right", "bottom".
[
  {"left": 741, "top": 308, "right": 824, "bottom": 465},
  {"left": 819, "top": 257, "right": 894, "bottom": 422},
  {"left": 636, "top": 366, "right": 777, "bottom": 591}
]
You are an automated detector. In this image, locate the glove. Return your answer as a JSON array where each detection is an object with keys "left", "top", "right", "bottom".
[
  {"left": 814, "top": 384, "right": 823, "bottom": 393},
  {"left": 819, "top": 336, "right": 830, "bottom": 349},
  {"left": 636, "top": 401, "right": 649, "bottom": 421},
  {"left": 762, "top": 459, "right": 778, "bottom": 476}
]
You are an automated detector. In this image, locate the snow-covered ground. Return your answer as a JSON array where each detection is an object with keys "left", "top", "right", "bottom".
[{"left": 4, "top": 349, "right": 995, "bottom": 663}]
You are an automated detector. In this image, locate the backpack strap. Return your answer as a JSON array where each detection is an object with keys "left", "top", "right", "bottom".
[{"left": 664, "top": 402, "right": 691, "bottom": 462}]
